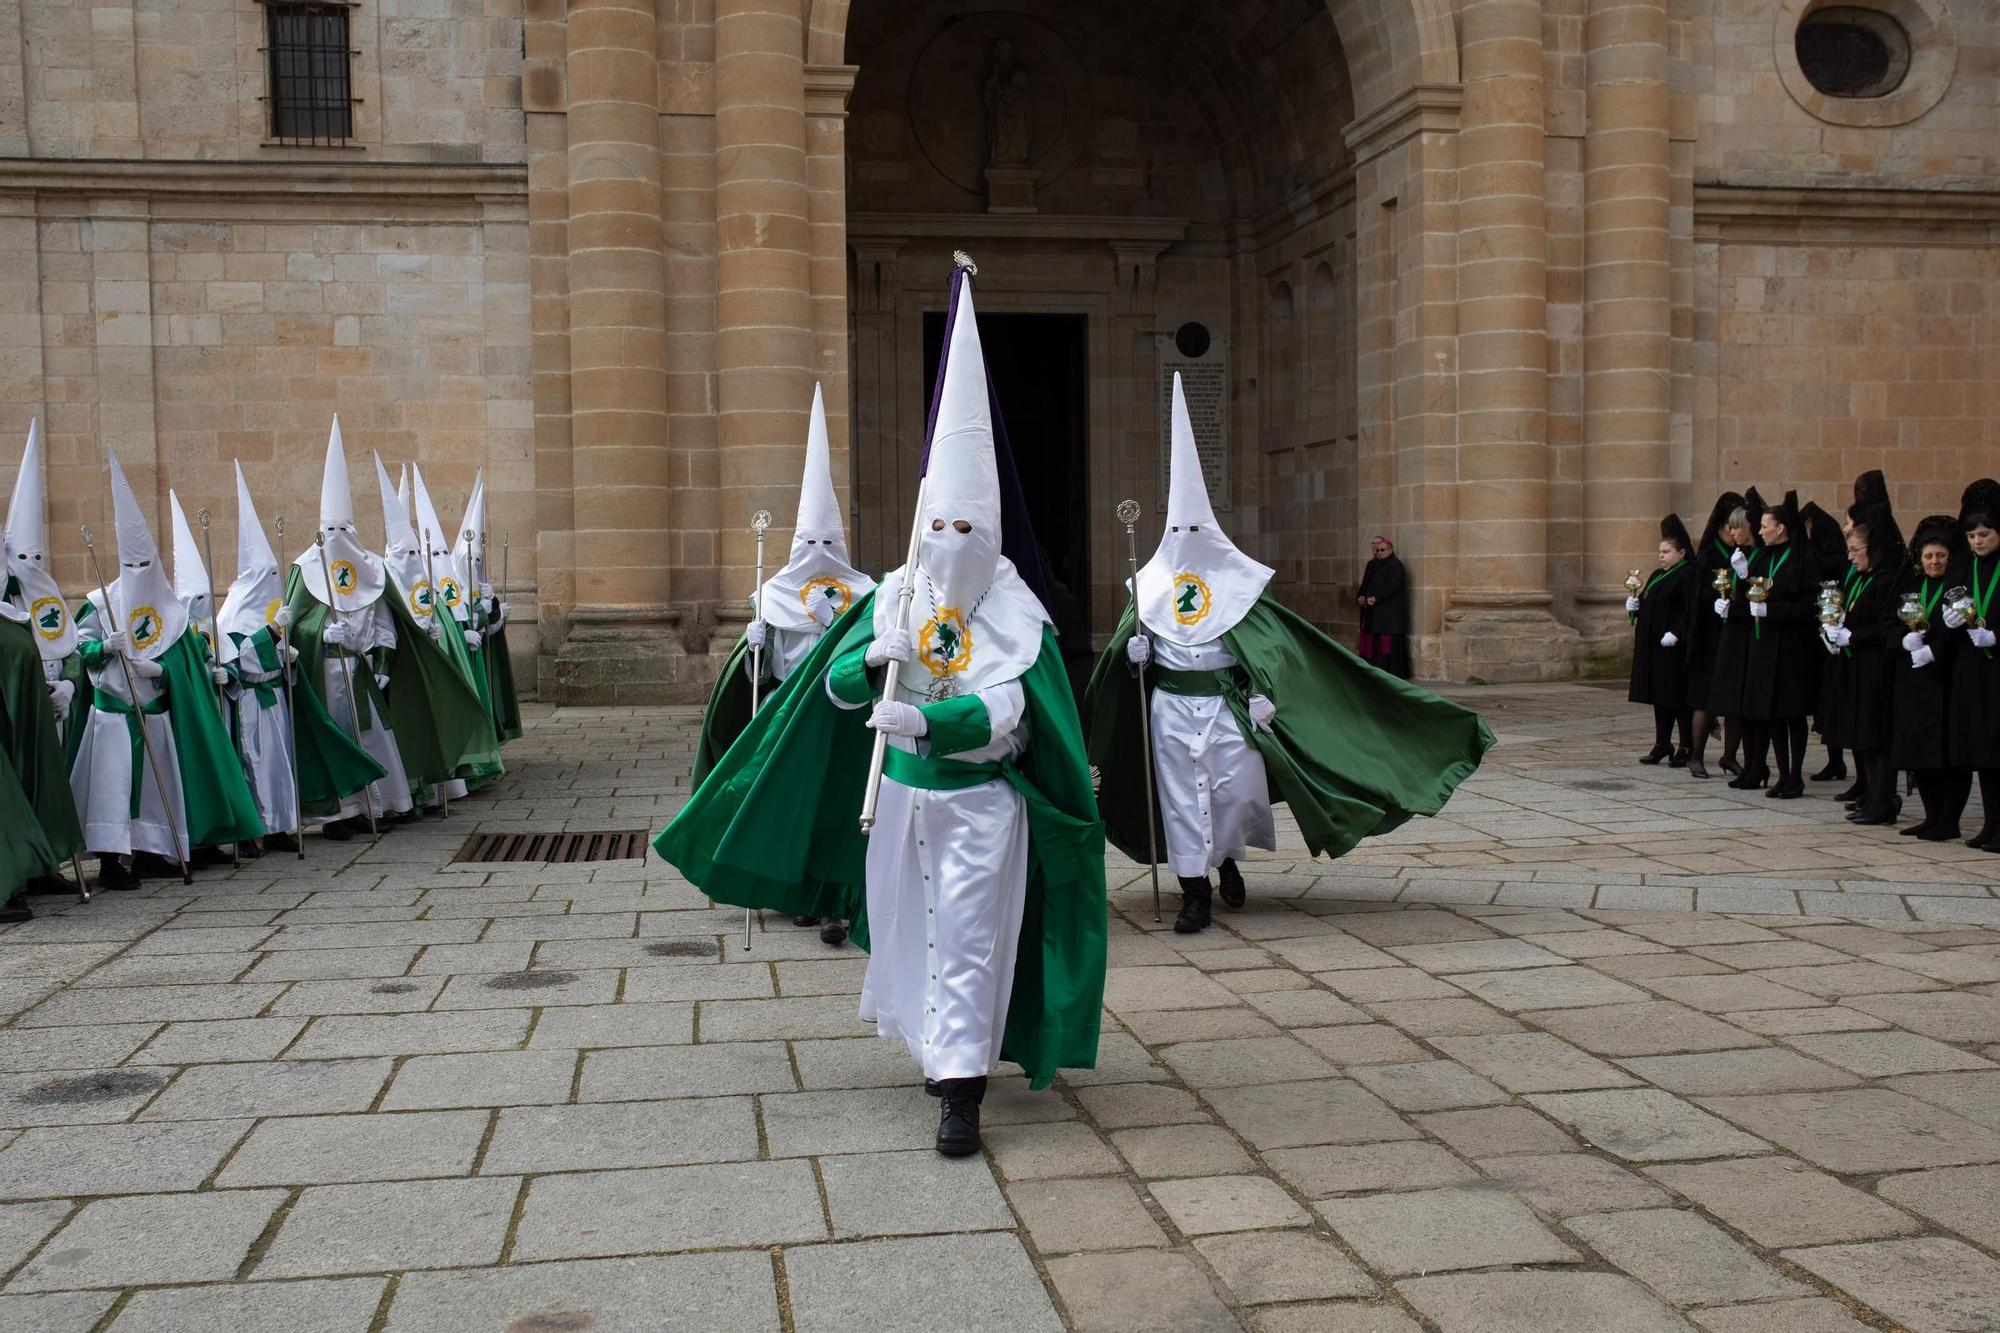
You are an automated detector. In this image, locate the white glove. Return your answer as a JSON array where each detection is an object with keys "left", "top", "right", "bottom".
[
  {"left": 320, "top": 618, "right": 352, "bottom": 650},
  {"left": 462, "top": 630, "right": 482, "bottom": 652},
  {"left": 46, "top": 679, "right": 74, "bottom": 723},
  {"left": 480, "top": 582, "right": 494, "bottom": 602},
  {"left": 493, "top": 601, "right": 509, "bottom": 630},
  {"left": 1127, "top": 634, "right": 1152, "bottom": 666},
  {"left": 745, "top": 621, "right": 767, "bottom": 650},
  {"left": 1942, "top": 604, "right": 1966, "bottom": 630},
  {"left": 865, "top": 628, "right": 913, "bottom": 668},
  {"left": 1910, "top": 645, "right": 1935, "bottom": 669},
  {"left": 273, "top": 606, "right": 294, "bottom": 629},
  {"left": 1713, "top": 597, "right": 1730, "bottom": 620},
  {"left": 1659, "top": 631, "right": 1678, "bottom": 648},
  {"left": 129, "top": 656, "right": 164, "bottom": 680},
  {"left": 426, "top": 615, "right": 444, "bottom": 640},
  {"left": 1624, "top": 596, "right": 1641, "bottom": 613},
  {"left": 1749, "top": 601, "right": 1767, "bottom": 619},
  {"left": 1972, "top": 627, "right": 1998, "bottom": 650},
  {"left": 1729, "top": 548, "right": 1750, "bottom": 578},
  {"left": 282, "top": 644, "right": 300, "bottom": 664},
  {"left": 210, "top": 665, "right": 229, "bottom": 687},
  {"left": 1901, "top": 631, "right": 1925, "bottom": 652},
  {"left": 1825, "top": 625, "right": 1852, "bottom": 648},
  {"left": 1247, "top": 694, "right": 1277, "bottom": 733},
  {"left": 374, "top": 672, "right": 391, "bottom": 692},
  {"left": 867, "top": 700, "right": 928, "bottom": 737},
  {"left": 98, "top": 628, "right": 130, "bottom": 656}
]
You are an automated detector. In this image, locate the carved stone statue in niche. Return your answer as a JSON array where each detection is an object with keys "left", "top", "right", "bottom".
[{"left": 984, "top": 40, "right": 1033, "bottom": 166}]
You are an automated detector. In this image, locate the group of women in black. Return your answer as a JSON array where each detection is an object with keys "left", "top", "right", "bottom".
[{"left": 1628, "top": 474, "right": 2000, "bottom": 850}]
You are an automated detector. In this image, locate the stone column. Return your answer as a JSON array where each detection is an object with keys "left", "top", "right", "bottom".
[
  {"left": 553, "top": 0, "right": 675, "bottom": 702},
  {"left": 1444, "top": 0, "right": 1576, "bottom": 681},
  {"left": 715, "top": 0, "right": 812, "bottom": 626},
  {"left": 1580, "top": 0, "right": 1672, "bottom": 652}
]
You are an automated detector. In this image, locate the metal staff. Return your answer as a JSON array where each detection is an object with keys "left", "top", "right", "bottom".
[
  {"left": 316, "top": 532, "right": 377, "bottom": 836},
  {"left": 420, "top": 528, "right": 450, "bottom": 819},
  {"left": 195, "top": 509, "right": 240, "bottom": 868},
  {"left": 1118, "top": 499, "right": 1164, "bottom": 924},
  {"left": 275, "top": 517, "right": 305, "bottom": 858},
  {"left": 858, "top": 476, "right": 928, "bottom": 834},
  {"left": 743, "top": 510, "right": 773, "bottom": 951},
  {"left": 81, "top": 523, "right": 192, "bottom": 886}
]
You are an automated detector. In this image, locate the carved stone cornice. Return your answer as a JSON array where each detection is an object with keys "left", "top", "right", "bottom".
[
  {"left": 1694, "top": 182, "right": 2000, "bottom": 246},
  {"left": 0, "top": 157, "right": 529, "bottom": 205},
  {"left": 1341, "top": 84, "right": 1463, "bottom": 167},
  {"left": 846, "top": 213, "right": 1188, "bottom": 246},
  {"left": 805, "top": 64, "right": 859, "bottom": 117}
]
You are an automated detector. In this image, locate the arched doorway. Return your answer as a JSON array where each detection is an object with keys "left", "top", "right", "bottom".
[{"left": 840, "top": 0, "right": 1362, "bottom": 645}]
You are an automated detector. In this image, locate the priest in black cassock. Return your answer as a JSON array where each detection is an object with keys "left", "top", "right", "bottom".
[{"left": 1356, "top": 536, "right": 1410, "bottom": 680}]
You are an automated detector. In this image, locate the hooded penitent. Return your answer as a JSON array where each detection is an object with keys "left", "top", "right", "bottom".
[
  {"left": 881, "top": 273, "right": 1049, "bottom": 695},
  {"left": 215, "top": 462, "right": 284, "bottom": 668},
  {"left": 397, "top": 464, "right": 411, "bottom": 529},
  {"left": 1136, "top": 372, "right": 1276, "bottom": 647},
  {"left": 410, "top": 464, "right": 467, "bottom": 626},
  {"left": 760, "top": 383, "right": 875, "bottom": 633},
  {"left": 293, "top": 418, "right": 386, "bottom": 610},
  {"left": 99, "top": 452, "right": 187, "bottom": 662},
  {"left": 376, "top": 453, "right": 433, "bottom": 626},
  {"left": 168, "top": 490, "right": 217, "bottom": 649},
  {"left": 4, "top": 419, "right": 78, "bottom": 660}
]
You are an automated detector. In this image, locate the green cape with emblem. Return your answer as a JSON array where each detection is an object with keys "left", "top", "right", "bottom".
[
  {"left": 229, "top": 623, "right": 385, "bottom": 811},
  {"left": 1083, "top": 595, "right": 1494, "bottom": 865},
  {"left": 1, "top": 615, "right": 79, "bottom": 893},
  {"left": 656, "top": 590, "right": 1108, "bottom": 1089},
  {"left": 283, "top": 569, "right": 498, "bottom": 813},
  {"left": 4, "top": 574, "right": 85, "bottom": 767}
]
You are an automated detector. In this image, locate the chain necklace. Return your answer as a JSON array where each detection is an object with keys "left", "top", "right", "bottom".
[{"left": 919, "top": 569, "right": 991, "bottom": 701}]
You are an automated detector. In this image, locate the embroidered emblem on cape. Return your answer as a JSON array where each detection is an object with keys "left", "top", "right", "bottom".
[
  {"left": 31, "top": 596, "right": 65, "bottom": 641},
  {"left": 438, "top": 575, "right": 463, "bottom": 612},
  {"left": 408, "top": 580, "right": 434, "bottom": 620},
  {"left": 129, "top": 605, "right": 164, "bottom": 652},
  {"left": 330, "top": 559, "right": 359, "bottom": 598},
  {"left": 197, "top": 626, "right": 215, "bottom": 657},
  {"left": 264, "top": 598, "right": 284, "bottom": 626},
  {"left": 801, "top": 575, "right": 853, "bottom": 618},
  {"left": 919, "top": 607, "right": 973, "bottom": 683},
  {"left": 1172, "top": 572, "right": 1213, "bottom": 627}
]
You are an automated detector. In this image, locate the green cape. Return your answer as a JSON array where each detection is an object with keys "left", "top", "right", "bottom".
[
  {"left": 76, "top": 626, "right": 266, "bottom": 849},
  {"left": 691, "top": 634, "right": 762, "bottom": 785},
  {"left": 477, "top": 607, "right": 523, "bottom": 745},
  {"left": 1083, "top": 595, "right": 1494, "bottom": 865},
  {"left": 422, "top": 595, "right": 503, "bottom": 786},
  {"left": 656, "top": 591, "right": 1108, "bottom": 1089},
  {"left": 230, "top": 624, "right": 385, "bottom": 812},
  {"left": 1, "top": 616, "right": 80, "bottom": 890},
  {"left": 283, "top": 569, "right": 498, "bottom": 811}
]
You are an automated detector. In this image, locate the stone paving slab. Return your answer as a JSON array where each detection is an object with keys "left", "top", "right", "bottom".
[{"left": 1, "top": 686, "right": 1998, "bottom": 1329}]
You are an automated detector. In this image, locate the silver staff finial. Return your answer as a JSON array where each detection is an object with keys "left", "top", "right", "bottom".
[
  {"left": 1116, "top": 499, "right": 1141, "bottom": 526},
  {"left": 750, "top": 510, "right": 773, "bottom": 533},
  {"left": 952, "top": 250, "right": 977, "bottom": 276},
  {"left": 197, "top": 507, "right": 210, "bottom": 527}
]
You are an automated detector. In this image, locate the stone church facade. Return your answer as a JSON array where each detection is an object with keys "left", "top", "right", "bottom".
[{"left": 1, "top": 0, "right": 1993, "bottom": 699}]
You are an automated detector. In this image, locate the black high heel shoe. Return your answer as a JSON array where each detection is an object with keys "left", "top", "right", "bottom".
[
  {"left": 1687, "top": 759, "right": 1711, "bottom": 780},
  {"left": 1833, "top": 783, "right": 1863, "bottom": 804},
  {"left": 1810, "top": 761, "right": 1848, "bottom": 782},
  {"left": 1668, "top": 749, "right": 1689, "bottom": 769},
  {"left": 1719, "top": 756, "right": 1742, "bottom": 777},
  {"left": 1768, "top": 776, "right": 1804, "bottom": 800},
  {"left": 1640, "top": 746, "right": 1671, "bottom": 766}
]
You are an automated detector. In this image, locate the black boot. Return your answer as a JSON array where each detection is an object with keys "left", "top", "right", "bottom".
[
  {"left": 935, "top": 1076, "right": 987, "bottom": 1157},
  {"left": 235, "top": 839, "right": 263, "bottom": 861},
  {"left": 319, "top": 817, "right": 356, "bottom": 842},
  {"left": 818, "top": 917, "right": 848, "bottom": 946},
  {"left": 132, "top": 852, "right": 181, "bottom": 878},
  {"left": 1217, "top": 859, "right": 1246, "bottom": 910},
  {"left": 23, "top": 875, "right": 72, "bottom": 897},
  {"left": 793, "top": 914, "right": 819, "bottom": 928},
  {"left": 263, "top": 832, "right": 300, "bottom": 854},
  {"left": 1174, "top": 876, "right": 1212, "bottom": 934},
  {"left": 98, "top": 857, "right": 142, "bottom": 891},
  {"left": 0, "top": 898, "right": 29, "bottom": 924}
]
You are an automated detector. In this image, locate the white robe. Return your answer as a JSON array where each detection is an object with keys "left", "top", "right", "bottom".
[
  {"left": 831, "top": 669, "right": 1032, "bottom": 1082},
  {"left": 229, "top": 633, "right": 299, "bottom": 835},
  {"left": 69, "top": 617, "right": 189, "bottom": 860},
  {"left": 315, "top": 596, "right": 414, "bottom": 822},
  {"left": 1146, "top": 628, "right": 1275, "bottom": 877},
  {"left": 747, "top": 623, "right": 822, "bottom": 686}
]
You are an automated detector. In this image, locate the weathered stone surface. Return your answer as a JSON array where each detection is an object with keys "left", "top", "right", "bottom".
[
  {"left": 1045, "top": 1249, "right": 1238, "bottom": 1333},
  {"left": 1615, "top": 1049, "right": 1860, "bottom": 1095},
  {"left": 1690, "top": 1298, "right": 1876, "bottom": 1333},
  {"left": 791, "top": 1234, "right": 1063, "bottom": 1333},
  {"left": 1786, "top": 1030, "right": 1994, "bottom": 1078},
  {"left": 1696, "top": 1090, "right": 2000, "bottom": 1173},
  {"left": 1073, "top": 1082, "right": 1209, "bottom": 1129},
  {"left": 112, "top": 1277, "right": 389, "bottom": 1332},
  {"left": 1111, "top": 1123, "right": 1255, "bottom": 1179},
  {"left": 381, "top": 1049, "right": 578, "bottom": 1109},
  {"left": 820, "top": 1149, "right": 1015, "bottom": 1238},
  {"left": 1351, "top": 1059, "right": 1510, "bottom": 1111},
  {"left": 1478, "top": 1153, "right": 1673, "bottom": 1216},
  {"left": 1527, "top": 1002, "right": 1765, "bottom": 1057},
  {"left": 1784, "top": 1238, "right": 2000, "bottom": 1333},
  {"left": 1151, "top": 1173, "right": 1311, "bottom": 1235},
  {"left": 1266, "top": 1141, "right": 1482, "bottom": 1197},
  {"left": 1160, "top": 1035, "right": 1340, "bottom": 1087},
  {"left": 0, "top": 1121, "right": 248, "bottom": 1199},
  {"left": 480, "top": 1098, "right": 760, "bottom": 1175},
  {"left": 1648, "top": 1157, "right": 1919, "bottom": 1247},
  {"left": 1433, "top": 1032, "right": 1639, "bottom": 1093},
  {"left": 1319, "top": 1188, "right": 1580, "bottom": 1275},
  {"left": 1006, "top": 1177, "right": 1170, "bottom": 1254},
  {"left": 1194, "top": 1230, "right": 1377, "bottom": 1304},
  {"left": 1416, "top": 1105, "right": 1578, "bottom": 1159},
  {"left": 255, "top": 1178, "right": 520, "bottom": 1278},
  {"left": 217, "top": 1109, "right": 487, "bottom": 1186},
  {"left": 1206, "top": 1080, "right": 1419, "bottom": 1151},
  {"left": 10, "top": 1189, "right": 285, "bottom": 1290},
  {"left": 1445, "top": 966, "right": 1649, "bottom": 1012},
  {"left": 1565, "top": 1209, "right": 1809, "bottom": 1307},
  {"left": 512, "top": 1161, "right": 827, "bottom": 1259},
  {"left": 1875, "top": 1165, "right": 2000, "bottom": 1251},
  {"left": 1528, "top": 1090, "right": 1766, "bottom": 1162},
  {"left": 1398, "top": 1272, "right": 1693, "bottom": 1333},
  {"left": 385, "top": 1253, "right": 779, "bottom": 1333}
]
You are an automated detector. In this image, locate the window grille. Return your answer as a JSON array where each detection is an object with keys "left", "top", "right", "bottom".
[{"left": 264, "top": 2, "right": 355, "bottom": 146}]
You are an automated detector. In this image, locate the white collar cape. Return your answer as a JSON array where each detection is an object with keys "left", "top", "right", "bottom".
[{"left": 873, "top": 556, "right": 1050, "bottom": 696}]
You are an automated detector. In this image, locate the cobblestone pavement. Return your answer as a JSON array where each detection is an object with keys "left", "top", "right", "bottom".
[{"left": 1, "top": 683, "right": 1998, "bottom": 1331}]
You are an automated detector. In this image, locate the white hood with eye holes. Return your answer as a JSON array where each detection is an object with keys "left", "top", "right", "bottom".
[
  {"left": 87, "top": 450, "right": 188, "bottom": 662},
  {"left": 216, "top": 460, "right": 284, "bottom": 666},
  {"left": 1134, "top": 372, "right": 1273, "bottom": 646},
  {"left": 410, "top": 463, "right": 468, "bottom": 626},
  {"left": 4, "top": 418, "right": 78, "bottom": 659},
  {"left": 375, "top": 452, "right": 433, "bottom": 626},
  {"left": 292, "top": 416, "right": 387, "bottom": 610},
  {"left": 757, "top": 382, "right": 875, "bottom": 633},
  {"left": 873, "top": 274, "right": 1048, "bottom": 695}
]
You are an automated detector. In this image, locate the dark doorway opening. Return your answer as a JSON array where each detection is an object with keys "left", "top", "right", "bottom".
[{"left": 922, "top": 310, "right": 1091, "bottom": 644}]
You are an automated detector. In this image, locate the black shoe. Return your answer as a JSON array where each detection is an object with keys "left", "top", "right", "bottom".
[
  {"left": 1173, "top": 877, "right": 1212, "bottom": 935},
  {"left": 1729, "top": 768, "right": 1769, "bottom": 791},
  {"left": 1217, "top": 859, "right": 1247, "bottom": 911},
  {"left": 1811, "top": 761, "right": 1848, "bottom": 782},
  {"left": 235, "top": 839, "right": 262, "bottom": 861},
  {"left": 319, "top": 818, "right": 354, "bottom": 842},
  {"left": 1900, "top": 820, "right": 1933, "bottom": 837},
  {"left": 1668, "top": 749, "right": 1689, "bottom": 769},
  {"left": 189, "top": 846, "right": 231, "bottom": 869},
  {"left": 935, "top": 1076, "right": 986, "bottom": 1157},
  {"left": 263, "top": 832, "right": 300, "bottom": 854},
  {"left": 98, "top": 858, "right": 142, "bottom": 891},
  {"left": 391, "top": 808, "right": 424, "bottom": 825},
  {"left": 23, "top": 876, "right": 72, "bottom": 897},
  {"left": 1969, "top": 828, "right": 1998, "bottom": 851},
  {"left": 1833, "top": 783, "right": 1864, "bottom": 804},
  {"left": 793, "top": 914, "right": 819, "bottom": 928},
  {"left": 1719, "top": 756, "right": 1742, "bottom": 777},
  {"left": 1917, "top": 824, "right": 1962, "bottom": 842},
  {"left": 1640, "top": 746, "right": 1671, "bottom": 766},
  {"left": 0, "top": 900, "right": 30, "bottom": 924},
  {"left": 1768, "top": 777, "right": 1804, "bottom": 800},
  {"left": 132, "top": 852, "right": 181, "bottom": 878},
  {"left": 818, "top": 918, "right": 848, "bottom": 946}
]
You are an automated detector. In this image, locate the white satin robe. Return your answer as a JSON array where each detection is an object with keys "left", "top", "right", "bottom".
[
  {"left": 69, "top": 616, "right": 189, "bottom": 860},
  {"left": 228, "top": 631, "right": 299, "bottom": 835},
  {"left": 1146, "top": 629, "right": 1275, "bottom": 877},
  {"left": 315, "top": 596, "right": 414, "bottom": 822}
]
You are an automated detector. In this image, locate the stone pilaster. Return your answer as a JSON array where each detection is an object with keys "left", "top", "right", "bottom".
[
  {"left": 1443, "top": 0, "right": 1577, "bottom": 682},
  {"left": 1579, "top": 0, "right": 1672, "bottom": 658},
  {"left": 552, "top": 0, "right": 679, "bottom": 703}
]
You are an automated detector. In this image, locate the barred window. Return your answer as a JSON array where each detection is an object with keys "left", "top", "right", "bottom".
[{"left": 265, "top": 2, "right": 355, "bottom": 145}]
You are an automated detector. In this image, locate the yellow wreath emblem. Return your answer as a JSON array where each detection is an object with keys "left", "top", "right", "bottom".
[
  {"left": 30, "top": 596, "right": 66, "bottom": 641},
  {"left": 1171, "top": 571, "right": 1214, "bottom": 627},
  {"left": 917, "top": 607, "right": 973, "bottom": 678},
  {"left": 801, "top": 575, "right": 853, "bottom": 617}
]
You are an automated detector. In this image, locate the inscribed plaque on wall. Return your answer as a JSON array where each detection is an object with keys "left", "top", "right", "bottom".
[{"left": 1157, "top": 333, "right": 1231, "bottom": 512}]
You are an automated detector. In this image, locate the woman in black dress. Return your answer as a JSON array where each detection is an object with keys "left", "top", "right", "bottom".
[
  {"left": 1820, "top": 501, "right": 1903, "bottom": 825},
  {"left": 1684, "top": 492, "right": 1743, "bottom": 780},
  {"left": 1945, "top": 479, "right": 2000, "bottom": 851},
  {"left": 1734, "top": 491, "right": 1818, "bottom": 798},
  {"left": 1800, "top": 500, "right": 1851, "bottom": 786},
  {"left": 1707, "top": 494, "right": 1762, "bottom": 779},
  {"left": 1629, "top": 515, "right": 1695, "bottom": 765},
  {"left": 1893, "top": 515, "right": 1970, "bottom": 840}
]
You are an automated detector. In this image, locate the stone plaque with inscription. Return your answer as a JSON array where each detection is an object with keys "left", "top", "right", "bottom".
[{"left": 1157, "top": 334, "right": 1230, "bottom": 512}]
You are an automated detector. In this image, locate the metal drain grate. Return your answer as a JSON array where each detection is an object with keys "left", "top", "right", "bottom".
[{"left": 454, "top": 830, "right": 650, "bottom": 864}]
